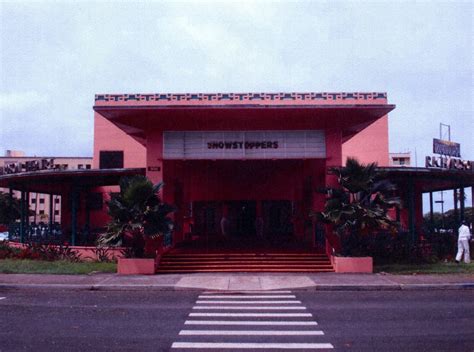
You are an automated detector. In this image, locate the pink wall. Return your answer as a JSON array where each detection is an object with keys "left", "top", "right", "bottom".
[
  {"left": 146, "top": 130, "right": 164, "bottom": 185},
  {"left": 93, "top": 112, "right": 146, "bottom": 169},
  {"left": 147, "top": 156, "right": 327, "bottom": 241},
  {"left": 9, "top": 242, "right": 124, "bottom": 262},
  {"left": 166, "top": 159, "right": 325, "bottom": 202},
  {"left": 342, "top": 115, "right": 389, "bottom": 166}
]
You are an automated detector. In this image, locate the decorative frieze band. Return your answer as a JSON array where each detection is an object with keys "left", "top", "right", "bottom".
[{"left": 95, "top": 92, "right": 387, "bottom": 104}]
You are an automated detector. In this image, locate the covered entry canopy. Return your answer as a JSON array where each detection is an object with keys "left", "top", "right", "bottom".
[
  {"left": 380, "top": 167, "right": 474, "bottom": 241},
  {"left": 93, "top": 92, "right": 395, "bottom": 145},
  {"left": 0, "top": 168, "right": 145, "bottom": 245},
  {"left": 0, "top": 168, "right": 145, "bottom": 194},
  {"left": 380, "top": 167, "right": 474, "bottom": 192}
]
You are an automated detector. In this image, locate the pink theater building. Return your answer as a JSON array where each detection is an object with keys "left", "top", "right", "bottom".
[
  {"left": 92, "top": 92, "right": 391, "bottom": 245},
  {"left": 1, "top": 92, "right": 472, "bottom": 271}
]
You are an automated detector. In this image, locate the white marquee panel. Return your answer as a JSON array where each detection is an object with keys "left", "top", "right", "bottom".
[{"left": 163, "top": 131, "right": 326, "bottom": 160}]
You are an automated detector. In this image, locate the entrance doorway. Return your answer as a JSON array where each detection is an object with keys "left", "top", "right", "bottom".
[
  {"left": 192, "top": 200, "right": 294, "bottom": 239},
  {"left": 193, "top": 201, "right": 256, "bottom": 238},
  {"left": 227, "top": 201, "right": 256, "bottom": 237},
  {"left": 262, "top": 200, "right": 293, "bottom": 239}
]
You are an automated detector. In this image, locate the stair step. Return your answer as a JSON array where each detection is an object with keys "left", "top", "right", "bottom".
[
  {"left": 162, "top": 257, "right": 328, "bottom": 261},
  {"left": 162, "top": 255, "right": 328, "bottom": 258},
  {"left": 160, "top": 261, "right": 331, "bottom": 265},
  {"left": 156, "top": 268, "right": 334, "bottom": 274},
  {"left": 160, "top": 262, "right": 331, "bottom": 267},
  {"left": 160, "top": 259, "right": 331, "bottom": 262},
  {"left": 164, "top": 253, "right": 327, "bottom": 257},
  {"left": 158, "top": 251, "right": 334, "bottom": 273}
]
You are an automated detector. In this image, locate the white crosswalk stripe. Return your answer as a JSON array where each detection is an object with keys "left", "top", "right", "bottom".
[
  {"left": 202, "top": 290, "right": 293, "bottom": 294},
  {"left": 172, "top": 342, "right": 334, "bottom": 349},
  {"left": 172, "top": 290, "right": 334, "bottom": 350},
  {"left": 196, "top": 300, "right": 302, "bottom": 304},
  {"left": 179, "top": 330, "right": 325, "bottom": 336},
  {"left": 193, "top": 306, "right": 307, "bottom": 310},
  {"left": 184, "top": 320, "right": 319, "bottom": 326},
  {"left": 189, "top": 312, "right": 312, "bottom": 317},
  {"left": 199, "top": 295, "right": 296, "bottom": 299}
]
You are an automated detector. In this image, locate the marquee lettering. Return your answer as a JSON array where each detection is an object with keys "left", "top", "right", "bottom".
[
  {"left": 425, "top": 155, "right": 473, "bottom": 172},
  {"left": 207, "top": 141, "right": 279, "bottom": 150}
]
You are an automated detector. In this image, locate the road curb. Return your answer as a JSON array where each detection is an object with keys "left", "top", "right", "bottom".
[
  {"left": 399, "top": 283, "right": 474, "bottom": 290},
  {"left": 1, "top": 283, "right": 473, "bottom": 292}
]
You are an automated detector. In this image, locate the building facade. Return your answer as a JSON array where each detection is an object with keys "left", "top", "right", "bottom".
[
  {"left": 92, "top": 92, "right": 393, "bottom": 244},
  {"left": 0, "top": 92, "right": 472, "bottom": 252},
  {"left": 389, "top": 152, "right": 411, "bottom": 167}
]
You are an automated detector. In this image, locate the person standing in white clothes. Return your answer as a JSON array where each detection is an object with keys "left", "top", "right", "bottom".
[{"left": 455, "top": 220, "right": 472, "bottom": 263}]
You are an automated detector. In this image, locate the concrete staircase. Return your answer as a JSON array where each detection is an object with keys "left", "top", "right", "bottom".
[{"left": 156, "top": 252, "right": 334, "bottom": 273}]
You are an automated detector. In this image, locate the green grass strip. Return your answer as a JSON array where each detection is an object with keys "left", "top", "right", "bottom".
[
  {"left": 375, "top": 262, "right": 474, "bottom": 274},
  {"left": 0, "top": 259, "right": 116, "bottom": 275}
]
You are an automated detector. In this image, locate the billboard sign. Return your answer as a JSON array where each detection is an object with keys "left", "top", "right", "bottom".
[{"left": 433, "top": 138, "right": 460, "bottom": 157}]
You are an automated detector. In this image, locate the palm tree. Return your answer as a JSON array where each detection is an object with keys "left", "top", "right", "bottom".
[
  {"left": 98, "top": 176, "right": 175, "bottom": 258},
  {"left": 317, "top": 158, "right": 400, "bottom": 256}
]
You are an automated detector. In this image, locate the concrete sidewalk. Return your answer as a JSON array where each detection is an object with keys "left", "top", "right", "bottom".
[{"left": 1, "top": 272, "right": 473, "bottom": 291}]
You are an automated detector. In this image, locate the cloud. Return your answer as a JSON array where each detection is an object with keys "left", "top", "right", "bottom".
[
  {"left": 0, "top": 1, "right": 472, "bottom": 163},
  {"left": 0, "top": 91, "right": 49, "bottom": 113}
]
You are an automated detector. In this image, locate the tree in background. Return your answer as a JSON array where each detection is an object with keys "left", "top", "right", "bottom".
[
  {"left": 423, "top": 207, "right": 473, "bottom": 232},
  {"left": 0, "top": 192, "right": 21, "bottom": 225}
]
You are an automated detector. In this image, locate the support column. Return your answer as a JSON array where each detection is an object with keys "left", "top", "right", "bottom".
[
  {"left": 26, "top": 192, "right": 30, "bottom": 225},
  {"left": 322, "top": 130, "right": 343, "bottom": 253},
  {"left": 49, "top": 193, "right": 53, "bottom": 236},
  {"left": 429, "top": 192, "right": 434, "bottom": 227},
  {"left": 453, "top": 189, "right": 459, "bottom": 225},
  {"left": 472, "top": 187, "right": 474, "bottom": 228},
  {"left": 408, "top": 178, "right": 416, "bottom": 245},
  {"left": 146, "top": 131, "right": 164, "bottom": 185},
  {"left": 324, "top": 129, "right": 343, "bottom": 188},
  {"left": 71, "top": 188, "right": 79, "bottom": 246},
  {"left": 459, "top": 187, "right": 465, "bottom": 222},
  {"left": 20, "top": 190, "right": 26, "bottom": 243}
]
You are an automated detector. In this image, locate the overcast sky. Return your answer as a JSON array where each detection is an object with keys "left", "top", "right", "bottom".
[{"left": 1, "top": 1, "right": 472, "bottom": 164}]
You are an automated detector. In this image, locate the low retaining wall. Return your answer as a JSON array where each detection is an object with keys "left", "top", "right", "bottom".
[
  {"left": 117, "top": 258, "right": 155, "bottom": 275},
  {"left": 331, "top": 255, "right": 373, "bottom": 273},
  {"left": 7, "top": 242, "right": 125, "bottom": 262}
]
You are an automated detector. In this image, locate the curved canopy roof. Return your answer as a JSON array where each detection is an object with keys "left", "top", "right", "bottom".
[
  {"left": 378, "top": 167, "right": 474, "bottom": 192},
  {"left": 0, "top": 168, "right": 145, "bottom": 194}
]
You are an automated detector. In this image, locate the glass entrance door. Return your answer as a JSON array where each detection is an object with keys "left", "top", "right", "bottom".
[
  {"left": 262, "top": 200, "right": 293, "bottom": 238},
  {"left": 193, "top": 201, "right": 257, "bottom": 238},
  {"left": 227, "top": 201, "right": 256, "bottom": 237}
]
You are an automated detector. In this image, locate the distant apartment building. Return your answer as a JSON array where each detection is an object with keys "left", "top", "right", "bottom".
[
  {"left": 0, "top": 151, "right": 92, "bottom": 223},
  {"left": 389, "top": 152, "right": 411, "bottom": 167}
]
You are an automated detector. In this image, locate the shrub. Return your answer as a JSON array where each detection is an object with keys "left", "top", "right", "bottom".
[
  {"left": 94, "top": 246, "right": 116, "bottom": 263},
  {"left": 0, "top": 241, "right": 20, "bottom": 259},
  {"left": 0, "top": 242, "right": 82, "bottom": 262}
]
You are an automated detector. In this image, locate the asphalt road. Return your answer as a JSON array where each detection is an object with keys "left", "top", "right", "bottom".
[{"left": 0, "top": 289, "right": 473, "bottom": 351}]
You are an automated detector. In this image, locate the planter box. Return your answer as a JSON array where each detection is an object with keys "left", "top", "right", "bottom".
[
  {"left": 332, "top": 256, "right": 373, "bottom": 273},
  {"left": 117, "top": 258, "right": 155, "bottom": 275}
]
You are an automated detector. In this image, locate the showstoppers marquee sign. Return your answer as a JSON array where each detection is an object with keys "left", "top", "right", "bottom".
[{"left": 163, "top": 131, "right": 326, "bottom": 160}]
